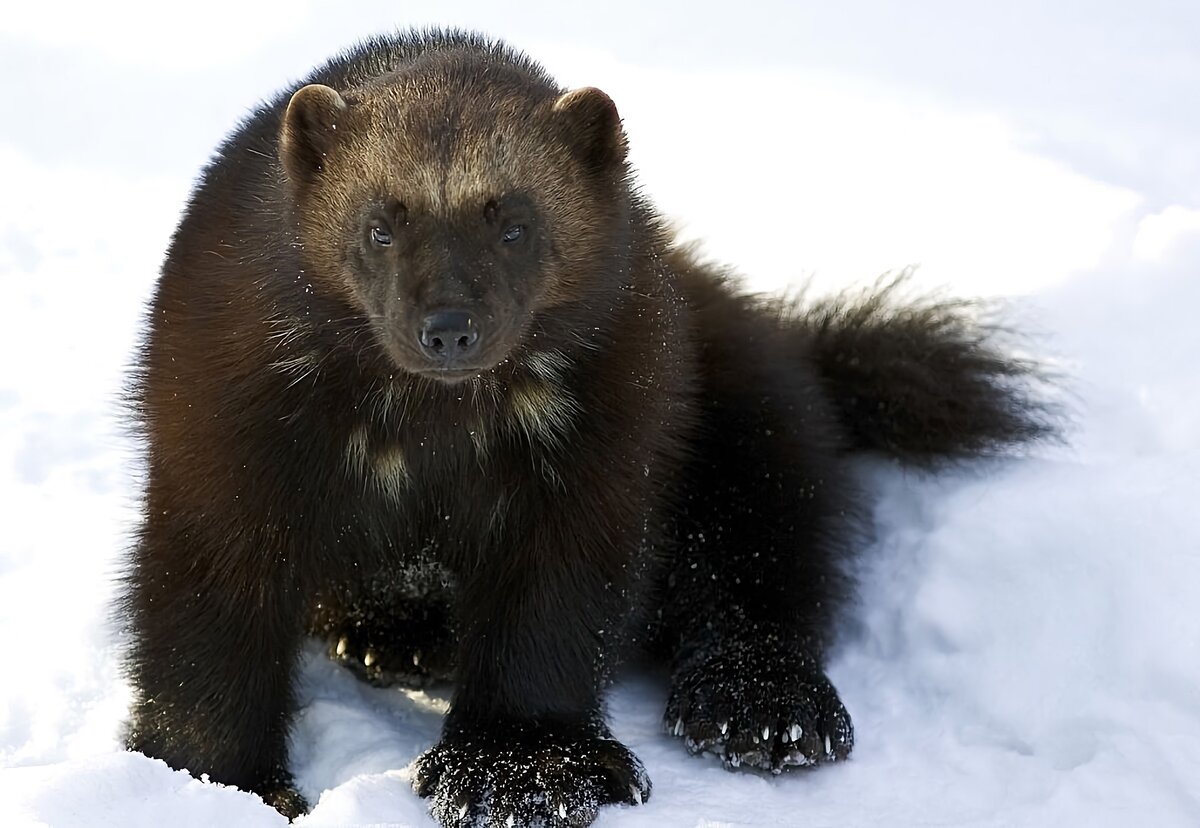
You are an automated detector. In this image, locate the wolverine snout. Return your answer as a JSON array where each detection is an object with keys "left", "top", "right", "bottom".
[{"left": 417, "top": 309, "right": 483, "bottom": 368}]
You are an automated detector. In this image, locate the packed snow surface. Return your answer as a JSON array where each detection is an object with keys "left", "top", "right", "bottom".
[{"left": 2, "top": 3, "right": 1198, "bottom": 826}]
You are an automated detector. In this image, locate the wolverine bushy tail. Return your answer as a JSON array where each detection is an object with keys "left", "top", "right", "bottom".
[{"left": 786, "top": 272, "right": 1060, "bottom": 465}]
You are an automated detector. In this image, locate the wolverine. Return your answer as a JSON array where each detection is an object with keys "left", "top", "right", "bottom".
[{"left": 122, "top": 29, "right": 1051, "bottom": 827}]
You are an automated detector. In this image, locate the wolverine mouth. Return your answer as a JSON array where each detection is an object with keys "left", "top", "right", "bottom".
[{"left": 416, "top": 367, "right": 485, "bottom": 385}]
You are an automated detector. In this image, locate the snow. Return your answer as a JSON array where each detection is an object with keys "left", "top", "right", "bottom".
[{"left": 2, "top": 2, "right": 1199, "bottom": 826}]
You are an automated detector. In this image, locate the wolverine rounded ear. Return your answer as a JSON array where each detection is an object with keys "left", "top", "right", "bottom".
[
  {"left": 279, "top": 84, "right": 349, "bottom": 185},
  {"left": 552, "top": 87, "right": 626, "bottom": 173}
]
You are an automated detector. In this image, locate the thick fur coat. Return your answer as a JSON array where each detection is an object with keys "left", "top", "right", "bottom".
[{"left": 122, "top": 30, "right": 1052, "bottom": 828}]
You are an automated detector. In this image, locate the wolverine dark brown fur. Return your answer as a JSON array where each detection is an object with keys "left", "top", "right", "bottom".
[{"left": 122, "top": 29, "right": 1053, "bottom": 827}]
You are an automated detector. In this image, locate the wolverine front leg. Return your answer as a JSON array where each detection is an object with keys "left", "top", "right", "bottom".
[
  {"left": 413, "top": 496, "right": 652, "bottom": 828},
  {"left": 124, "top": 511, "right": 308, "bottom": 817}
]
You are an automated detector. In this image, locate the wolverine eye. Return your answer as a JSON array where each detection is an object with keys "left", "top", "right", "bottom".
[
  {"left": 501, "top": 225, "right": 525, "bottom": 244},
  {"left": 370, "top": 225, "right": 392, "bottom": 246}
]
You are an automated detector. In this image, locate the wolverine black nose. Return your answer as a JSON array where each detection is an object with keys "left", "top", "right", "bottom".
[{"left": 418, "top": 311, "right": 480, "bottom": 363}]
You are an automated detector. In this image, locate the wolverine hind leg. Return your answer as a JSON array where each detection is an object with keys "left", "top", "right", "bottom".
[{"left": 660, "top": 280, "right": 857, "bottom": 771}]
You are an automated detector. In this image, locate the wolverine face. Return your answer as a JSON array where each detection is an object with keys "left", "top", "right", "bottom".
[
  {"left": 278, "top": 55, "right": 628, "bottom": 383},
  {"left": 345, "top": 189, "right": 544, "bottom": 380}
]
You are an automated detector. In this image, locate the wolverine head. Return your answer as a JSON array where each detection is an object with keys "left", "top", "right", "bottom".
[{"left": 277, "top": 49, "right": 630, "bottom": 383}]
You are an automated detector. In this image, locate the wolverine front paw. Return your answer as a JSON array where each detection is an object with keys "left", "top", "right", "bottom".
[
  {"left": 259, "top": 774, "right": 310, "bottom": 820},
  {"left": 665, "top": 641, "right": 853, "bottom": 772},
  {"left": 412, "top": 723, "right": 650, "bottom": 827},
  {"left": 126, "top": 729, "right": 308, "bottom": 820}
]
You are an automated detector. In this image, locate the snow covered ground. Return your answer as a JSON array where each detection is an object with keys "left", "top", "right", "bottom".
[{"left": 2, "top": 2, "right": 1198, "bottom": 826}]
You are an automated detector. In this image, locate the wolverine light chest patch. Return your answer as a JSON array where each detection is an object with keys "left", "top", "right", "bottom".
[
  {"left": 345, "top": 422, "right": 411, "bottom": 496},
  {"left": 507, "top": 377, "right": 579, "bottom": 446},
  {"left": 345, "top": 352, "right": 578, "bottom": 492}
]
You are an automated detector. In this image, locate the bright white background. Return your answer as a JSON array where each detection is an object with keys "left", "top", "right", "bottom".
[{"left": 1, "top": 2, "right": 1198, "bottom": 826}]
